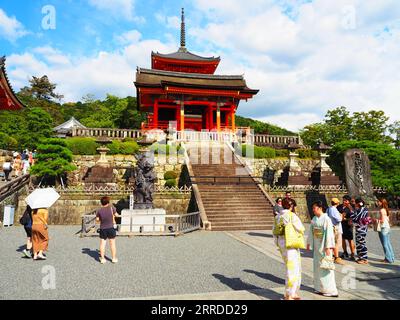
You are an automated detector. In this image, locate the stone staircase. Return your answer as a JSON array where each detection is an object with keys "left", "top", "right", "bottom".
[{"left": 187, "top": 143, "right": 274, "bottom": 231}]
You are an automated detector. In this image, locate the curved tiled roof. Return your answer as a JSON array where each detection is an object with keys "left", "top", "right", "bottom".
[
  {"left": 151, "top": 49, "right": 220, "bottom": 62},
  {"left": 0, "top": 56, "right": 26, "bottom": 109}
]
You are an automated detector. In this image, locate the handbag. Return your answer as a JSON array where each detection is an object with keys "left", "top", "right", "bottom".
[
  {"left": 373, "top": 220, "right": 382, "bottom": 232},
  {"left": 320, "top": 256, "right": 335, "bottom": 270},
  {"left": 273, "top": 219, "right": 285, "bottom": 236},
  {"left": 285, "top": 212, "right": 305, "bottom": 249}
]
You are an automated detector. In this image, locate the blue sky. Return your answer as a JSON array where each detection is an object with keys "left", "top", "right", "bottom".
[{"left": 1, "top": 0, "right": 400, "bottom": 131}]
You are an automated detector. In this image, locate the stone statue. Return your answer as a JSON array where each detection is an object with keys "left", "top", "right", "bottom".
[{"left": 133, "top": 153, "right": 157, "bottom": 209}]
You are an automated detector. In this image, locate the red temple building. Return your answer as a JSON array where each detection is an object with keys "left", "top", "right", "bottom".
[
  {"left": 135, "top": 9, "right": 258, "bottom": 132},
  {"left": 0, "top": 56, "right": 25, "bottom": 111}
]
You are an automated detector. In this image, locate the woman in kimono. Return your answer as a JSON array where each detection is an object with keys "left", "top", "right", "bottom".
[
  {"left": 307, "top": 201, "right": 338, "bottom": 297},
  {"left": 351, "top": 198, "right": 369, "bottom": 264},
  {"left": 273, "top": 198, "right": 305, "bottom": 300}
]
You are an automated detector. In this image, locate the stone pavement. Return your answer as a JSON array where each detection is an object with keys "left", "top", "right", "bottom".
[
  {"left": 224, "top": 228, "right": 400, "bottom": 300},
  {"left": 0, "top": 225, "right": 399, "bottom": 300}
]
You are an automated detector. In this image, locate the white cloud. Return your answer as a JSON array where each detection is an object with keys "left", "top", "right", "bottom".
[
  {"left": 6, "top": 38, "right": 176, "bottom": 102},
  {"left": 87, "top": 0, "right": 144, "bottom": 22},
  {"left": 0, "top": 8, "right": 28, "bottom": 42},
  {"left": 190, "top": 0, "right": 400, "bottom": 128}
]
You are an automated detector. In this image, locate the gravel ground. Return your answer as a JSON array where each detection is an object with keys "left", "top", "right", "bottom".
[{"left": 0, "top": 226, "right": 314, "bottom": 300}]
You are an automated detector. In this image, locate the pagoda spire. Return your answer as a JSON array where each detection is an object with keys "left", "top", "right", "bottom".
[{"left": 179, "top": 8, "right": 187, "bottom": 52}]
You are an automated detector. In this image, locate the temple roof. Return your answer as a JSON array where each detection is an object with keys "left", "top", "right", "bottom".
[
  {"left": 151, "top": 49, "right": 220, "bottom": 62},
  {"left": 151, "top": 8, "right": 220, "bottom": 67},
  {"left": 53, "top": 116, "right": 87, "bottom": 132},
  {"left": 135, "top": 68, "right": 258, "bottom": 93},
  {"left": 0, "top": 56, "right": 26, "bottom": 110}
]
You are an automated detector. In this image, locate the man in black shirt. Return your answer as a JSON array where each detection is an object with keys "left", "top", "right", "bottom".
[
  {"left": 285, "top": 191, "right": 297, "bottom": 214},
  {"left": 338, "top": 195, "right": 356, "bottom": 260}
]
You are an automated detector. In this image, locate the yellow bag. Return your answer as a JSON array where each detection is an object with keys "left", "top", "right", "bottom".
[{"left": 285, "top": 212, "right": 305, "bottom": 249}]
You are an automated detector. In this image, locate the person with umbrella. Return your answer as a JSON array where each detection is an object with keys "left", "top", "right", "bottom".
[{"left": 25, "top": 188, "right": 60, "bottom": 261}]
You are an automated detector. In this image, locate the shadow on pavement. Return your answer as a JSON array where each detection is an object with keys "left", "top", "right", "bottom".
[
  {"left": 16, "top": 245, "right": 25, "bottom": 252},
  {"left": 212, "top": 273, "right": 282, "bottom": 300},
  {"left": 246, "top": 232, "right": 273, "bottom": 238},
  {"left": 243, "top": 269, "right": 316, "bottom": 294},
  {"left": 82, "top": 248, "right": 100, "bottom": 261}
]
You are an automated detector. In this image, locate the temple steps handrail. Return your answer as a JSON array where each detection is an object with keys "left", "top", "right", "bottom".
[{"left": 0, "top": 174, "right": 30, "bottom": 202}]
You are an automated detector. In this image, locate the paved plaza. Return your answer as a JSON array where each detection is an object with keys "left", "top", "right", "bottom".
[{"left": 0, "top": 225, "right": 399, "bottom": 300}]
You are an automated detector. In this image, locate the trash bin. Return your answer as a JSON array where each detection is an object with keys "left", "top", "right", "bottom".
[{"left": 3, "top": 205, "right": 15, "bottom": 227}]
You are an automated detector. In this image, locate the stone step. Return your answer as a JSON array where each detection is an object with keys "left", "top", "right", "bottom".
[
  {"left": 209, "top": 217, "right": 273, "bottom": 223},
  {"left": 203, "top": 203, "right": 272, "bottom": 209},
  {"left": 205, "top": 208, "right": 272, "bottom": 216},
  {"left": 211, "top": 225, "right": 273, "bottom": 231}
]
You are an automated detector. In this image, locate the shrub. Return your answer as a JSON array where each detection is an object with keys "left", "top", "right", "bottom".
[
  {"left": 150, "top": 143, "right": 182, "bottom": 155},
  {"left": 108, "top": 140, "right": 139, "bottom": 155},
  {"left": 66, "top": 137, "right": 98, "bottom": 155},
  {"left": 241, "top": 145, "right": 276, "bottom": 158},
  {"left": 298, "top": 149, "right": 320, "bottom": 159},
  {"left": 164, "top": 171, "right": 178, "bottom": 180},
  {"left": 164, "top": 179, "right": 177, "bottom": 188},
  {"left": 0, "top": 132, "right": 18, "bottom": 150},
  {"left": 275, "top": 149, "right": 289, "bottom": 158}
]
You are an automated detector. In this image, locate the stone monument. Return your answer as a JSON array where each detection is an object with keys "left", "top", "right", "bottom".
[
  {"left": 313, "top": 142, "right": 341, "bottom": 186},
  {"left": 83, "top": 136, "right": 115, "bottom": 185},
  {"left": 344, "top": 149, "right": 375, "bottom": 205},
  {"left": 120, "top": 135, "right": 166, "bottom": 233},
  {"left": 285, "top": 141, "right": 312, "bottom": 186}
]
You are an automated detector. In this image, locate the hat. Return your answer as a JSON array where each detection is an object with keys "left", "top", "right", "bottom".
[{"left": 331, "top": 198, "right": 340, "bottom": 205}]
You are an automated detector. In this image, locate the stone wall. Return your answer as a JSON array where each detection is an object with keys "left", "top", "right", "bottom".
[
  {"left": 250, "top": 158, "right": 320, "bottom": 183},
  {"left": 15, "top": 192, "right": 191, "bottom": 225},
  {"left": 68, "top": 154, "right": 186, "bottom": 186}
]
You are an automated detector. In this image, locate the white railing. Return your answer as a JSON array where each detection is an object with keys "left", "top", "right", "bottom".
[
  {"left": 175, "top": 130, "right": 237, "bottom": 143},
  {"left": 72, "top": 127, "right": 142, "bottom": 139},
  {"left": 29, "top": 185, "right": 192, "bottom": 195},
  {"left": 251, "top": 134, "right": 303, "bottom": 147}
]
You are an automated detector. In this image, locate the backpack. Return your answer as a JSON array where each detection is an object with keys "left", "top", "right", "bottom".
[{"left": 19, "top": 207, "right": 32, "bottom": 226}]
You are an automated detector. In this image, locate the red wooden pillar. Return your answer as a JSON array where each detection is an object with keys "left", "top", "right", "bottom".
[
  {"left": 205, "top": 105, "right": 209, "bottom": 130},
  {"left": 154, "top": 99, "right": 159, "bottom": 129},
  {"left": 176, "top": 105, "right": 180, "bottom": 130},
  {"left": 225, "top": 110, "right": 229, "bottom": 127},
  {"left": 209, "top": 104, "right": 213, "bottom": 130},
  {"left": 180, "top": 101, "right": 185, "bottom": 131},
  {"left": 216, "top": 104, "right": 221, "bottom": 132},
  {"left": 231, "top": 105, "right": 236, "bottom": 132}
]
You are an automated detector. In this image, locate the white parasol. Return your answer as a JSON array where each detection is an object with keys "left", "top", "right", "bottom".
[{"left": 25, "top": 188, "right": 60, "bottom": 209}]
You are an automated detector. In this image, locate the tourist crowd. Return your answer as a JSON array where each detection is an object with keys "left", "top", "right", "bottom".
[
  {"left": 273, "top": 193, "right": 396, "bottom": 300},
  {"left": 1, "top": 150, "right": 36, "bottom": 181}
]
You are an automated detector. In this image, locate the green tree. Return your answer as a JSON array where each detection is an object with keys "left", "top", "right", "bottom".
[
  {"left": 18, "top": 108, "right": 54, "bottom": 149},
  {"left": 324, "top": 106, "right": 353, "bottom": 144},
  {"left": 19, "top": 75, "right": 64, "bottom": 101},
  {"left": 299, "top": 123, "right": 329, "bottom": 149},
  {"left": 30, "top": 138, "right": 76, "bottom": 185},
  {"left": 352, "top": 110, "right": 390, "bottom": 143},
  {"left": 389, "top": 121, "right": 400, "bottom": 149}
]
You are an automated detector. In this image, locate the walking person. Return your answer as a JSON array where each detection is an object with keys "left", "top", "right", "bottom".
[
  {"left": 13, "top": 154, "right": 22, "bottom": 177},
  {"left": 96, "top": 196, "right": 119, "bottom": 264},
  {"left": 285, "top": 191, "right": 297, "bottom": 214},
  {"left": 351, "top": 198, "right": 370, "bottom": 265},
  {"left": 307, "top": 201, "right": 338, "bottom": 297},
  {"left": 2, "top": 157, "right": 13, "bottom": 181},
  {"left": 31, "top": 208, "right": 49, "bottom": 260},
  {"left": 326, "top": 198, "right": 344, "bottom": 265},
  {"left": 22, "top": 157, "right": 30, "bottom": 175},
  {"left": 273, "top": 198, "right": 305, "bottom": 300},
  {"left": 375, "top": 198, "right": 395, "bottom": 264},
  {"left": 338, "top": 195, "right": 356, "bottom": 260},
  {"left": 19, "top": 205, "right": 33, "bottom": 258},
  {"left": 273, "top": 197, "right": 283, "bottom": 216}
]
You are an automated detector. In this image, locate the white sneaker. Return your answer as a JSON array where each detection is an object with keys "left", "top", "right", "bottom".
[
  {"left": 112, "top": 258, "right": 118, "bottom": 264},
  {"left": 100, "top": 258, "right": 106, "bottom": 264}
]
